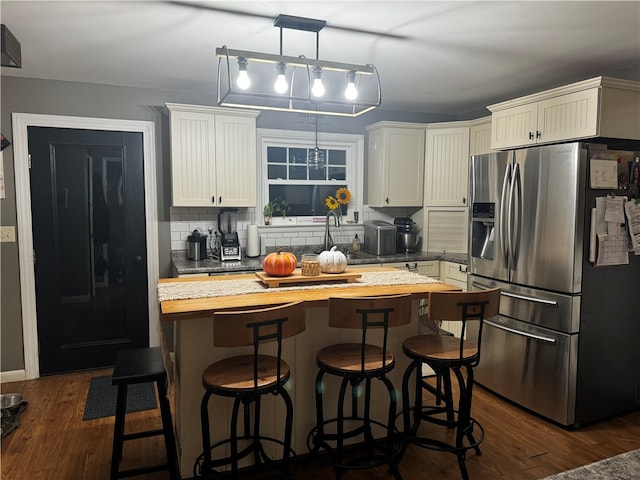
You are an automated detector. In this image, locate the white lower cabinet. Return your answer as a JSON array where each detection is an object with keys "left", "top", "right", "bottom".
[
  {"left": 387, "top": 260, "right": 439, "bottom": 278},
  {"left": 439, "top": 261, "right": 468, "bottom": 337}
]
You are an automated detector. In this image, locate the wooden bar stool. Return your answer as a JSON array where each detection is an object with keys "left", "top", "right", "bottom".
[
  {"left": 399, "top": 288, "right": 500, "bottom": 480},
  {"left": 196, "top": 301, "right": 306, "bottom": 480},
  {"left": 307, "top": 294, "right": 412, "bottom": 480},
  {"left": 110, "top": 346, "right": 179, "bottom": 480}
]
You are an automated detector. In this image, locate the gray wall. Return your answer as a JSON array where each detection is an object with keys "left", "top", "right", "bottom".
[{"left": 0, "top": 75, "right": 452, "bottom": 373}]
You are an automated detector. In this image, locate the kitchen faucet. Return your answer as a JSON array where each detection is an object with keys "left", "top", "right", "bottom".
[{"left": 324, "top": 210, "right": 341, "bottom": 251}]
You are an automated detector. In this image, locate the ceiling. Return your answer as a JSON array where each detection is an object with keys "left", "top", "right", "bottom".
[{"left": 1, "top": 1, "right": 639, "bottom": 116}]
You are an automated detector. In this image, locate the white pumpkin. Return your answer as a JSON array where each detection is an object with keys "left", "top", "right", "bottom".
[{"left": 318, "top": 246, "right": 348, "bottom": 273}]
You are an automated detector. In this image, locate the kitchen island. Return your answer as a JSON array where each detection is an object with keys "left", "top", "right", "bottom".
[{"left": 159, "top": 266, "right": 460, "bottom": 478}]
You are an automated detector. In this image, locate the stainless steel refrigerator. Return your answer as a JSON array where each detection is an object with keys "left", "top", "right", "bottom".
[{"left": 468, "top": 142, "right": 640, "bottom": 427}]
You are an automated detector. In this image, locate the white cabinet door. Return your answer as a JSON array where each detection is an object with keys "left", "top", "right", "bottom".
[
  {"left": 537, "top": 88, "right": 599, "bottom": 144},
  {"left": 439, "top": 261, "right": 468, "bottom": 337},
  {"left": 424, "top": 126, "right": 470, "bottom": 207},
  {"left": 169, "top": 108, "right": 217, "bottom": 207},
  {"left": 214, "top": 114, "right": 257, "bottom": 207},
  {"left": 366, "top": 123, "right": 425, "bottom": 207},
  {"left": 490, "top": 102, "right": 538, "bottom": 150},
  {"left": 469, "top": 119, "right": 492, "bottom": 156}
]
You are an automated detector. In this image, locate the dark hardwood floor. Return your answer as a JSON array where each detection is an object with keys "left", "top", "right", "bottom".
[{"left": 2, "top": 368, "right": 640, "bottom": 479}]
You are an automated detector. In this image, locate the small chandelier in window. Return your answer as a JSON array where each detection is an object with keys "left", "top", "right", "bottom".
[{"left": 308, "top": 114, "right": 325, "bottom": 169}]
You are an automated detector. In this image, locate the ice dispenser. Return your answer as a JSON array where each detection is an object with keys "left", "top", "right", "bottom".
[{"left": 471, "top": 202, "right": 495, "bottom": 259}]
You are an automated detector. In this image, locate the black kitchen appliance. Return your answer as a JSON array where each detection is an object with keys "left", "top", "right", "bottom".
[
  {"left": 394, "top": 217, "right": 420, "bottom": 253},
  {"left": 217, "top": 208, "right": 241, "bottom": 261},
  {"left": 187, "top": 230, "right": 208, "bottom": 260}
]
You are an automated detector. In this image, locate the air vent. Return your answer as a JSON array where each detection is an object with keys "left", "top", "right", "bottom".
[{"left": 1, "top": 24, "right": 22, "bottom": 68}]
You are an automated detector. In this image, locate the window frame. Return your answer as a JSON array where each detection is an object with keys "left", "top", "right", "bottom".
[{"left": 257, "top": 128, "right": 364, "bottom": 225}]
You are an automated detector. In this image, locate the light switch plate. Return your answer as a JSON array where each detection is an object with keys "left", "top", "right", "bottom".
[{"left": 0, "top": 226, "right": 16, "bottom": 242}]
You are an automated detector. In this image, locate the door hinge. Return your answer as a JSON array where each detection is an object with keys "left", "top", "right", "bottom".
[{"left": 28, "top": 153, "right": 32, "bottom": 169}]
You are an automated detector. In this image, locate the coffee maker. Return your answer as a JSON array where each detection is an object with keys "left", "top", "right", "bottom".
[
  {"left": 217, "top": 208, "right": 241, "bottom": 261},
  {"left": 394, "top": 217, "right": 420, "bottom": 253}
]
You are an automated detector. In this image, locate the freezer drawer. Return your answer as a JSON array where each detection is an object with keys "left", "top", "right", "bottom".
[
  {"left": 472, "top": 315, "right": 578, "bottom": 426},
  {"left": 469, "top": 276, "right": 580, "bottom": 333}
]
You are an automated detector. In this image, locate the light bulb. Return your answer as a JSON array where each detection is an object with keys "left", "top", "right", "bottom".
[
  {"left": 312, "top": 78, "right": 325, "bottom": 97},
  {"left": 345, "top": 71, "right": 358, "bottom": 100},
  {"left": 236, "top": 57, "right": 250, "bottom": 90},
  {"left": 311, "top": 66, "right": 325, "bottom": 97},
  {"left": 274, "top": 62, "right": 288, "bottom": 94}
]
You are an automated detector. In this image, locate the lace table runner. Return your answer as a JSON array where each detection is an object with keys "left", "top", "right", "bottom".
[{"left": 158, "top": 270, "right": 441, "bottom": 302}]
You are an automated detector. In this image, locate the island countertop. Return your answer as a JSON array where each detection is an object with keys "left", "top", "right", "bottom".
[
  {"left": 159, "top": 266, "right": 460, "bottom": 320},
  {"left": 162, "top": 265, "right": 462, "bottom": 477}
]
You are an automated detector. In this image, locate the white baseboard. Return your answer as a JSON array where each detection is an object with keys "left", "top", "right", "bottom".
[{"left": 0, "top": 370, "right": 27, "bottom": 384}]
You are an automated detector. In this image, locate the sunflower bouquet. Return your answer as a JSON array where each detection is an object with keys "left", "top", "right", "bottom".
[{"left": 325, "top": 187, "right": 352, "bottom": 211}]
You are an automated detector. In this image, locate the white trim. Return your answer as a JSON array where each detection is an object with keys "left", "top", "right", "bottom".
[
  {"left": 257, "top": 128, "right": 364, "bottom": 225},
  {"left": 12, "top": 113, "right": 159, "bottom": 380},
  {"left": 0, "top": 370, "right": 27, "bottom": 384}
]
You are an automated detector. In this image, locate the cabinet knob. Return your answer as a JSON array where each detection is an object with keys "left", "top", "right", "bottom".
[
  {"left": 462, "top": 197, "right": 466, "bottom": 204},
  {"left": 529, "top": 132, "right": 534, "bottom": 140},
  {"left": 219, "top": 196, "right": 222, "bottom": 204},
  {"left": 211, "top": 196, "right": 215, "bottom": 204},
  {"left": 385, "top": 197, "right": 389, "bottom": 204},
  {"left": 536, "top": 130, "right": 542, "bottom": 139}
]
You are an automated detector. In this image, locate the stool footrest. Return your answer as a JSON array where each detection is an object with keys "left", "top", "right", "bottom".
[{"left": 122, "top": 428, "right": 164, "bottom": 441}]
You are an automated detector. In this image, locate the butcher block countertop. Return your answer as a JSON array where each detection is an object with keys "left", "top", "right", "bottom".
[{"left": 159, "top": 266, "right": 460, "bottom": 320}]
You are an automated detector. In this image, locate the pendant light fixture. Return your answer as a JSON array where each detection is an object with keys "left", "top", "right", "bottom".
[
  {"left": 216, "top": 14, "right": 381, "bottom": 117},
  {"left": 308, "top": 114, "right": 326, "bottom": 169}
]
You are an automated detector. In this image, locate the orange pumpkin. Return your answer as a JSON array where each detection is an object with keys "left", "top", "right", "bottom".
[{"left": 262, "top": 251, "right": 298, "bottom": 277}]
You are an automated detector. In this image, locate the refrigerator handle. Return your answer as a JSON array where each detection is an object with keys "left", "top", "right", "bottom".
[
  {"left": 510, "top": 162, "right": 522, "bottom": 269},
  {"left": 500, "top": 163, "right": 511, "bottom": 268},
  {"left": 485, "top": 319, "right": 557, "bottom": 344},
  {"left": 501, "top": 291, "right": 558, "bottom": 306}
]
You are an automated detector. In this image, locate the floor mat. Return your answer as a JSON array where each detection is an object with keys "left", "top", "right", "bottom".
[{"left": 83, "top": 375, "right": 157, "bottom": 421}]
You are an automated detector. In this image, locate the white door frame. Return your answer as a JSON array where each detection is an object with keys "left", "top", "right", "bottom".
[{"left": 12, "top": 113, "right": 160, "bottom": 380}]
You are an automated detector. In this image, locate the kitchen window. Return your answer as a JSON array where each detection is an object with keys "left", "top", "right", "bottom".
[{"left": 258, "top": 128, "right": 364, "bottom": 224}]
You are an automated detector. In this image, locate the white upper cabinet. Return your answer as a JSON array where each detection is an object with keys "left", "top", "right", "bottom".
[
  {"left": 469, "top": 116, "right": 493, "bottom": 156},
  {"left": 488, "top": 77, "right": 640, "bottom": 150},
  {"left": 366, "top": 121, "right": 426, "bottom": 207},
  {"left": 166, "top": 103, "right": 259, "bottom": 207},
  {"left": 424, "top": 123, "right": 470, "bottom": 207}
]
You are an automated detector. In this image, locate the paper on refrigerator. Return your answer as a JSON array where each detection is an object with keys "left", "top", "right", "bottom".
[{"left": 624, "top": 199, "right": 640, "bottom": 254}]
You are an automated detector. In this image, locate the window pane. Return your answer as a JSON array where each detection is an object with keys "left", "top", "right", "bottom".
[
  {"left": 289, "top": 165, "right": 307, "bottom": 180},
  {"left": 328, "top": 166, "right": 346, "bottom": 181},
  {"left": 309, "top": 166, "right": 326, "bottom": 180},
  {"left": 268, "top": 146, "right": 286, "bottom": 163},
  {"left": 328, "top": 150, "right": 346, "bottom": 165},
  {"left": 268, "top": 165, "right": 287, "bottom": 179},
  {"left": 290, "top": 148, "right": 307, "bottom": 164}
]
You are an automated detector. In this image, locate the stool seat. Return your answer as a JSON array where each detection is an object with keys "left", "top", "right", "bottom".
[
  {"left": 203, "top": 354, "right": 291, "bottom": 392},
  {"left": 403, "top": 335, "right": 479, "bottom": 363},
  {"left": 316, "top": 343, "right": 395, "bottom": 374},
  {"left": 110, "top": 346, "right": 178, "bottom": 480}
]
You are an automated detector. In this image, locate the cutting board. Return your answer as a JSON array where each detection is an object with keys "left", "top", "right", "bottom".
[{"left": 255, "top": 269, "right": 362, "bottom": 288}]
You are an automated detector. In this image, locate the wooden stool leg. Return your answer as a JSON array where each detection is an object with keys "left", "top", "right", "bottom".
[{"left": 110, "top": 384, "right": 128, "bottom": 480}]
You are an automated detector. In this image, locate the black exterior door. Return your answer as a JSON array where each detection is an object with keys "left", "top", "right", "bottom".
[{"left": 28, "top": 127, "right": 148, "bottom": 375}]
